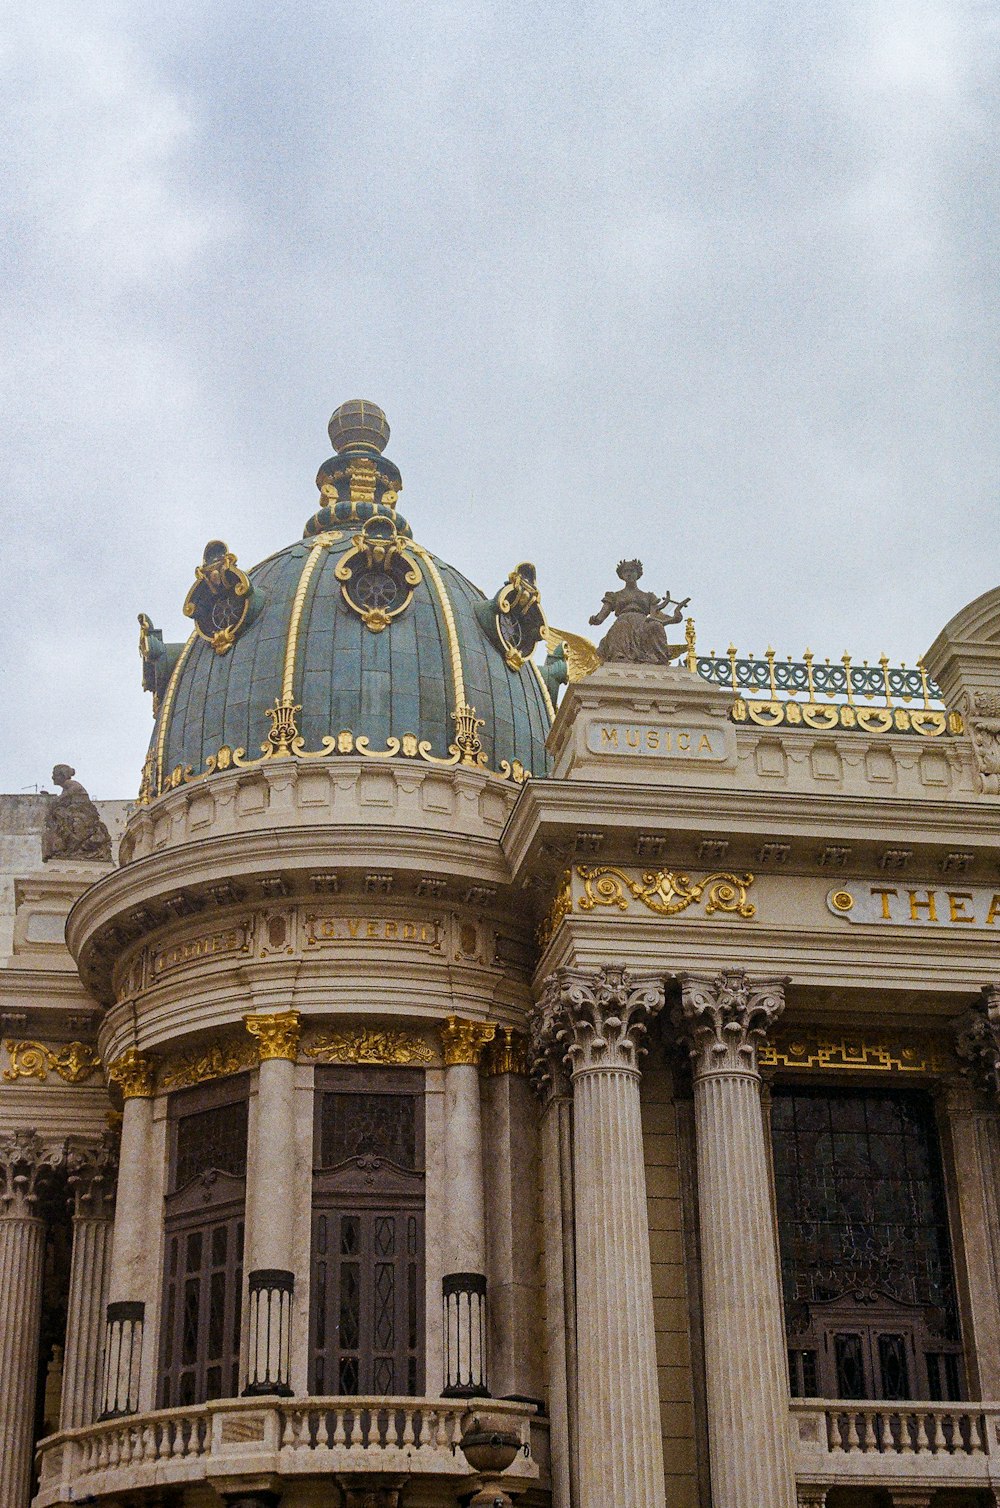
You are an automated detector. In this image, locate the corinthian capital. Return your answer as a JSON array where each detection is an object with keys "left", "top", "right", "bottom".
[
  {"left": 677, "top": 970, "right": 786, "bottom": 1078},
  {"left": 0, "top": 1130, "right": 65, "bottom": 1215},
  {"left": 528, "top": 973, "right": 570, "bottom": 1101},
  {"left": 561, "top": 965, "right": 665, "bottom": 1075},
  {"left": 245, "top": 1008, "right": 301, "bottom": 1062},
  {"left": 439, "top": 1016, "right": 496, "bottom": 1067},
  {"left": 954, "top": 985, "right": 1000, "bottom": 1098},
  {"left": 67, "top": 1130, "right": 119, "bottom": 1218}
]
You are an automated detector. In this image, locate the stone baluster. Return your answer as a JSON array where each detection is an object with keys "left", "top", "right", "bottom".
[
  {"left": 542, "top": 965, "right": 667, "bottom": 1508},
  {"left": 528, "top": 983, "right": 579, "bottom": 1508},
  {"left": 0, "top": 1130, "right": 64, "bottom": 1508},
  {"left": 102, "top": 1048, "right": 156, "bottom": 1417},
  {"left": 61, "top": 1132, "right": 118, "bottom": 1428},
  {"left": 677, "top": 970, "right": 797, "bottom": 1508},
  {"left": 439, "top": 1016, "right": 496, "bottom": 1397},
  {"left": 243, "top": 1009, "right": 301, "bottom": 1396}
]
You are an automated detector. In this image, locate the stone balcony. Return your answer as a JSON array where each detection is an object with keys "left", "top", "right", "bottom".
[
  {"left": 33, "top": 1396, "right": 543, "bottom": 1506},
  {"left": 792, "top": 1398, "right": 1000, "bottom": 1497}
]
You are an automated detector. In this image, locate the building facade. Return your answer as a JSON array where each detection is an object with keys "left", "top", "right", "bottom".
[{"left": 3, "top": 401, "right": 1000, "bottom": 1508}]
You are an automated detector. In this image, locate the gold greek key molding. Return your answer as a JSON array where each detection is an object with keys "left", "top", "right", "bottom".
[
  {"left": 244, "top": 1009, "right": 301, "bottom": 1061},
  {"left": 3, "top": 1039, "right": 101, "bottom": 1084},
  {"left": 107, "top": 1048, "right": 156, "bottom": 1099},
  {"left": 577, "top": 865, "right": 756, "bottom": 920},
  {"left": 302, "top": 1027, "right": 436, "bottom": 1066},
  {"left": 759, "top": 1033, "right": 951, "bottom": 1075},
  {"left": 440, "top": 1016, "right": 497, "bottom": 1067},
  {"left": 160, "top": 1034, "right": 259, "bottom": 1091},
  {"left": 485, "top": 1027, "right": 529, "bottom": 1077}
]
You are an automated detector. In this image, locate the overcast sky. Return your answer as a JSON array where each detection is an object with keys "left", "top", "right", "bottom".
[{"left": 1, "top": 1, "right": 997, "bottom": 798}]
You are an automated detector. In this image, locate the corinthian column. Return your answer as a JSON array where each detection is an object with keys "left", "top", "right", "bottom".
[
  {"left": 555, "top": 966, "right": 667, "bottom": 1508},
  {"left": 0, "top": 1130, "right": 64, "bottom": 1508},
  {"left": 243, "top": 1009, "right": 300, "bottom": 1395},
  {"left": 102, "top": 1048, "right": 156, "bottom": 1417},
  {"left": 677, "top": 970, "right": 796, "bottom": 1508},
  {"left": 61, "top": 1133, "right": 118, "bottom": 1428},
  {"left": 439, "top": 1015, "right": 496, "bottom": 1397}
]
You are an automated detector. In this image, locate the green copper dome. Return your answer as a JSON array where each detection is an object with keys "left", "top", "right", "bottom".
[{"left": 138, "top": 403, "right": 554, "bottom": 800}]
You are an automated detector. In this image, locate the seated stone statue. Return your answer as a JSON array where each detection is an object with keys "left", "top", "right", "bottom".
[
  {"left": 41, "top": 765, "right": 112, "bottom": 863},
  {"left": 589, "top": 559, "right": 690, "bottom": 665}
]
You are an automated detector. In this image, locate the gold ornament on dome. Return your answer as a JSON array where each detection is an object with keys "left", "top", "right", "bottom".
[
  {"left": 183, "top": 540, "right": 253, "bottom": 655},
  {"left": 334, "top": 516, "right": 422, "bottom": 633},
  {"left": 759, "top": 1033, "right": 950, "bottom": 1075},
  {"left": 576, "top": 865, "right": 756, "bottom": 920},
  {"left": 3, "top": 1040, "right": 102, "bottom": 1085},
  {"left": 107, "top": 1047, "right": 156, "bottom": 1099},
  {"left": 302, "top": 1028, "right": 436, "bottom": 1066},
  {"left": 244, "top": 1009, "right": 301, "bottom": 1062},
  {"left": 160, "top": 1034, "right": 259, "bottom": 1091},
  {"left": 440, "top": 1016, "right": 497, "bottom": 1067}
]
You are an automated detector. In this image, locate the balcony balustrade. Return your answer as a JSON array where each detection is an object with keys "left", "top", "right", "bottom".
[
  {"left": 33, "top": 1396, "right": 540, "bottom": 1506},
  {"left": 792, "top": 1398, "right": 1000, "bottom": 1494}
]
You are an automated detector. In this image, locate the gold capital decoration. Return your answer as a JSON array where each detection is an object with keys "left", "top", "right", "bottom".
[
  {"left": 485, "top": 1027, "right": 529, "bottom": 1077},
  {"left": 440, "top": 1016, "right": 497, "bottom": 1067},
  {"left": 3, "top": 1040, "right": 101, "bottom": 1084},
  {"left": 107, "top": 1047, "right": 155, "bottom": 1099},
  {"left": 244, "top": 1009, "right": 301, "bottom": 1062}
]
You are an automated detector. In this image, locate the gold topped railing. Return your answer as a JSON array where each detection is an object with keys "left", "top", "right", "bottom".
[{"left": 684, "top": 620, "right": 962, "bottom": 738}]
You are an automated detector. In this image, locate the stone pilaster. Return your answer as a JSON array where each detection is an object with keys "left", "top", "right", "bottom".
[
  {"left": 541, "top": 965, "right": 667, "bottom": 1508},
  {"left": 439, "top": 1015, "right": 496, "bottom": 1397},
  {"left": 243, "top": 1010, "right": 300, "bottom": 1395},
  {"left": 528, "top": 984, "right": 577, "bottom": 1508},
  {"left": 677, "top": 969, "right": 796, "bottom": 1508},
  {"left": 102, "top": 1049, "right": 155, "bottom": 1417},
  {"left": 0, "top": 1130, "right": 64, "bottom": 1508},
  {"left": 60, "top": 1132, "right": 118, "bottom": 1428},
  {"left": 951, "top": 985, "right": 1000, "bottom": 1395}
]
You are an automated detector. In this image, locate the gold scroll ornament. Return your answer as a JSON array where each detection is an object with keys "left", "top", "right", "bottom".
[
  {"left": 160, "top": 1033, "right": 259, "bottom": 1091},
  {"left": 3, "top": 1040, "right": 102, "bottom": 1084},
  {"left": 576, "top": 866, "right": 756, "bottom": 919}
]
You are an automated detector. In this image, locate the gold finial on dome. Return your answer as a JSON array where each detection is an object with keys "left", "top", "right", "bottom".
[{"left": 328, "top": 399, "right": 390, "bottom": 454}]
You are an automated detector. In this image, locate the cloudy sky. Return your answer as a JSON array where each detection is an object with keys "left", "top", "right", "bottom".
[{"left": 1, "top": 1, "right": 997, "bottom": 798}]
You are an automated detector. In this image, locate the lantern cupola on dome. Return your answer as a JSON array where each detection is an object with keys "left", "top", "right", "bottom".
[{"left": 138, "top": 402, "right": 554, "bottom": 802}]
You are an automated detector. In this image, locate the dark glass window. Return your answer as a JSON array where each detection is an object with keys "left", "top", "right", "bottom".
[
  {"left": 174, "top": 1099, "right": 248, "bottom": 1189},
  {"left": 311, "top": 1070, "right": 425, "bottom": 1397},
  {"left": 772, "top": 1086, "right": 962, "bottom": 1400}
]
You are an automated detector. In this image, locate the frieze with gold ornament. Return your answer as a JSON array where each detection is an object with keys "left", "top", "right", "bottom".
[
  {"left": 538, "top": 871, "right": 573, "bottom": 949},
  {"left": 302, "top": 1027, "right": 437, "bottom": 1067},
  {"left": 576, "top": 865, "right": 756, "bottom": 920},
  {"left": 828, "top": 883, "right": 1000, "bottom": 929},
  {"left": 484, "top": 1027, "right": 529, "bottom": 1077},
  {"left": 304, "top": 912, "right": 445, "bottom": 951},
  {"left": 159, "top": 1033, "right": 259, "bottom": 1091},
  {"left": 759, "top": 1033, "right": 951, "bottom": 1075},
  {"left": 3, "top": 1039, "right": 102, "bottom": 1085},
  {"left": 152, "top": 919, "right": 253, "bottom": 977}
]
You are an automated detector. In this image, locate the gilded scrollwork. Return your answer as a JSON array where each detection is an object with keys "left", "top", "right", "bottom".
[
  {"left": 576, "top": 865, "right": 755, "bottom": 920},
  {"left": 538, "top": 870, "right": 572, "bottom": 949},
  {"left": 440, "top": 1016, "right": 497, "bottom": 1067},
  {"left": 107, "top": 1047, "right": 156, "bottom": 1100},
  {"left": 3, "top": 1039, "right": 102, "bottom": 1085},
  {"left": 484, "top": 1027, "right": 529, "bottom": 1077},
  {"left": 302, "top": 1027, "right": 437, "bottom": 1066},
  {"left": 334, "top": 515, "right": 422, "bottom": 633},
  {"left": 245, "top": 1009, "right": 301, "bottom": 1062},
  {"left": 159, "top": 1034, "right": 259, "bottom": 1091},
  {"left": 183, "top": 540, "right": 254, "bottom": 655}
]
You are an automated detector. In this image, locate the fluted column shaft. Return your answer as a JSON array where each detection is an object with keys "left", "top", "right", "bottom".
[
  {"left": 243, "top": 1011, "right": 300, "bottom": 1395},
  {"left": 533, "top": 966, "right": 666, "bottom": 1508},
  {"left": 0, "top": 1132, "right": 63, "bottom": 1508},
  {"left": 536, "top": 1084, "right": 576, "bottom": 1508},
  {"left": 440, "top": 1017, "right": 495, "bottom": 1397},
  {"left": 680, "top": 971, "right": 796, "bottom": 1508},
  {"left": 60, "top": 1136, "right": 117, "bottom": 1428}
]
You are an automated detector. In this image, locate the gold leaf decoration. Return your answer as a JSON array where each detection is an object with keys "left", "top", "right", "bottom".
[
  {"left": 576, "top": 865, "right": 756, "bottom": 920},
  {"left": 159, "top": 1035, "right": 258, "bottom": 1091},
  {"left": 302, "top": 1028, "right": 436, "bottom": 1066},
  {"left": 3, "top": 1040, "right": 102, "bottom": 1084}
]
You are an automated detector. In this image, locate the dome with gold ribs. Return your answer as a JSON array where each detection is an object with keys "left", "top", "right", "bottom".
[{"left": 137, "top": 402, "right": 554, "bottom": 801}]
